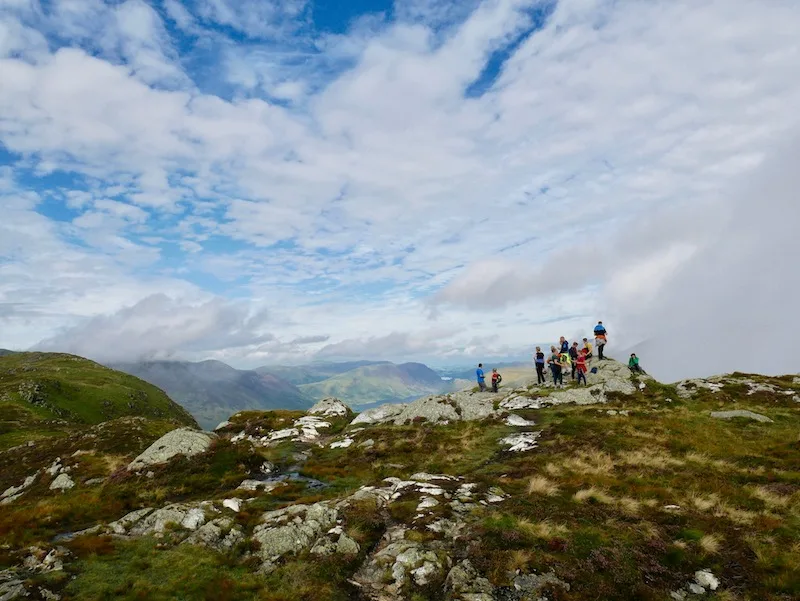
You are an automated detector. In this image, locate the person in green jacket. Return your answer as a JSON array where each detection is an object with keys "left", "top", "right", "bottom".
[{"left": 628, "top": 353, "right": 644, "bottom": 374}]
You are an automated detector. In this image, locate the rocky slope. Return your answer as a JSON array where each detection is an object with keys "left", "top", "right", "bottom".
[
  {"left": 0, "top": 359, "right": 798, "bottom": 600},
  {"left": 112, "top": 360, "right": 312, "bottom": 430}
]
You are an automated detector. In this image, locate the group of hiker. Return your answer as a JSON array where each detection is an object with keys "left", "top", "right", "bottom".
[{"left": 475, "top": 321, "right": 645, "bottom": 392}]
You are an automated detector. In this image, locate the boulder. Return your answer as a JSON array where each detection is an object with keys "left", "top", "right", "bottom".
[
  {"left": 252, "top": 502, "right": 339, "bottom": 567},
  {"left": 445, "top": 559, "right": 494, "bottom": 601},
  {"left": 351, "top": 403, "right": 406, "bottom": 425},
  {"left": 128, "top": 428, "right": 216, "bottom": 470},
  {"left": 183, "top": 518, "right": 244, "bottom": 551},
  {"left": 710, "top": 410, "right": 772, "bottom": 423},
  {"left": 49, "top": 473, "right": 75, "bottom": 491},
  {"left": 308, "top": 398, "right": 350, "bottom": 417},
  {"left": 109, "top": 504, "right": 207, "bottom": 536}
]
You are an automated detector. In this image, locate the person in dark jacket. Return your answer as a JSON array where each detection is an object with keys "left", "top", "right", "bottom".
[
  {"left": 491, "top": 369, "right": 502, "bottom": 393},
  {"left": 534, "top": 347, "right": 546, "bottom": 384},
  {"left": 569, "top": 342, "right": 580, "bottom": 379},
  {"left": 593, "top": 321, "right": 607, "bottom": 359}
]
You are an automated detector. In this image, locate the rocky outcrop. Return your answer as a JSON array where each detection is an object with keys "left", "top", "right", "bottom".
[
  {"left": 710, "top": 410, "right": 773, "bottom": 423},
  {"left": 1, "top": 471, "right": 39, "bottom": 506},
  {"left": 308, "top": 398, "right": 351, "bottom": 417},
  {"left": 128, "top": 428, "right": 216, "bottom": 470},
  {"left": 49, "top": 473, "right": 75, "bottom": 491}
]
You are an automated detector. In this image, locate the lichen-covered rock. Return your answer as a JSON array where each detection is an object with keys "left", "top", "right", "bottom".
[
  {"left": 252, "top": 502, "right": 339, "bottom": 567},
  {"left": 710, "top": 410, "right": 773, "bottom": 423},
  {"left": 128, "top": 428, "right": 216, "bottom": 470},
  {"left": 0, "top": 570, "right": 27, "bottom": 601},
  {"left": 49, "top": 473, "right": 75, "bottom": 491},
  {"left": 351, "top": 403, "right": 407, "bottom": 425},
  {"left": 512, "top": 571, "right": 570, "bottom": 596},
  {"left": 308, "top": 398, "right": 350, "bottom": 417},
  {"left": 445, "top": 559, "right": 494, "bottom": 601},
  {"left": 182, "top": 518, "right": 244, "bottom": 551},
  {"left": 109, "top": 504, "right": 208, "bottom": 536},
  {"left": 499, "top": 432, "right": 541, "bottom": 452},
  {"left": 353, "top": 527, "right": 449, "bottom": 598}
]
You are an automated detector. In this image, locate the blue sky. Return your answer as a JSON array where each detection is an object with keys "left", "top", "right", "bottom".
[{"left": 1, "top": 0, "right": 800, "bottom": 378}]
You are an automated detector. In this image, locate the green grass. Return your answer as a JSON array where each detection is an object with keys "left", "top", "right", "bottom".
[{"left": 0, "top": 352, "right": 197, "bottom": 434}]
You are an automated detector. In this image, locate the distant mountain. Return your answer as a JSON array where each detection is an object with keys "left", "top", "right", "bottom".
[
  {"left": 113, "top": 360, "right": 312, "bottom": 430},
  {"left": 297, "top": 362, "right": 456, "bottom": 407},
  {"left": 257, "top": 361, "right": 389, "bottom": 386},
  {"left": 0, "top": 349, "right": 17, "bottom": 357},
  {"left": 0, "top": 352, "right": 197, "bottom": 448}
]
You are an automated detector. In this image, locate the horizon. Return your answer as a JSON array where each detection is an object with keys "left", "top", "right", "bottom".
[{"left": 2, "top": 1, "right": 799, "bottom": 383}]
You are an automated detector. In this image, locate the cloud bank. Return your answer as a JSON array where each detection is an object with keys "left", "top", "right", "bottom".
[{"left": 0, "top": 0, "right": 798, "bottom": 377}]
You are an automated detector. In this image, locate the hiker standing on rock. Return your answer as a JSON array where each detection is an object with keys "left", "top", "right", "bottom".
[
  {"left": 547, "top": 346, "right": 564, "bottom": 388},
  {"left": 583, "top": 337, "right": 593, "bottom": 359},
  {"left": 560, "top": 336, "right": 569, "bottom": 354},
  {"left": 569, "top": 342, "right": 580, "bottom": 380},
  {"left": 476, "top": 363, "right": 487, "bottom": 392},
  {"left": 594, "top": 321, "right": 607, "bottom": 360},
  {"left": 491, "top": 368, "right": 502, "bottom": 393},
  {"left": 534, "top": 346, "right": 546, "bottom": 384},
  {"left": 576, "top": 349, "right": 588, "bottom": 385}
]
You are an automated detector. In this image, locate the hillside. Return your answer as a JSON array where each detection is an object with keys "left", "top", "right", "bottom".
[
  {"left": 113, "top": 360, "right": 313, "bottom": 430},
  {"left": 257, "top": 361, "right": 389, "bottom": 386},
  {"left": 298, "top": 362, "right": 454, "bottom": 406},
  {"left": 0, "top": 359, "right": 797, "bottom": 600},
  {"left": 0, "top": 352, "right": 197, "bottom": 450}
]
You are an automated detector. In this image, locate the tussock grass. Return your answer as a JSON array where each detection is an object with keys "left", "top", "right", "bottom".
[
  {"left": 573, "top": 487, "right": 614, "bottom": 505},
  {"left": 517, "top": 518, "right": 568, "bottom": 539},
  {"left": 749, "top": 486, "right": 791, "bottom": 509},
  {"left": 617, "top": 448, "right": 684, "bottom": 469},
  {"left": 527, "top": 475, "right": 559, "bottom": 496},
  {"left": 699, "top": 533, "right": 723, "bottom": 555},
  {"left": 560, "top": 449, "right": 614, "bottom": 475}
]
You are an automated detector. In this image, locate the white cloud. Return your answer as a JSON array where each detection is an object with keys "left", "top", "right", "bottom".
[{"left": 0, "top": 0, "right": 799, "bottom": 377}]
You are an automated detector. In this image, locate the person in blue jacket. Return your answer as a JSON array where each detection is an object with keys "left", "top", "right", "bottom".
[
  {"left": 593, "top": 321, "right": 607, "bottom": 360},
  {"left": 476, "top": 363, "right": 486, "bottom": 392}
]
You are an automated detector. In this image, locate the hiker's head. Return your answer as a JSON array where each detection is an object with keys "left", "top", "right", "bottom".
[
  {"left": 572, "top": 342, "right": 578, "bottom": 347},
  {"left": 583, "top": 337, "right": 588, "bottom": 342},
  {"left": 535, "top": 346, "right": 541, "bottom": 351},
  {"left": 560, "top": 336, "right": 565, "bottom": 341},
  {"left": 550, "top": 346, "right": 556, "bottom": 352},
  {"left": 492, "top": 368, "right": 497, "bottom": 373},
  {"left": 598, "top": 321, "right": 603, "bottom": 325},
  {"left": 630, "top": 353, "right": 636, "bottom": 358},
  {"left": 478, "top": 363, "right": 483, "bottom": 368}
]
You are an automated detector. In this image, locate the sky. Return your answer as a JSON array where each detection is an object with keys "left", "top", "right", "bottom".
[{"left": 1, "top": 0, "right": 799, "bottom": 380}]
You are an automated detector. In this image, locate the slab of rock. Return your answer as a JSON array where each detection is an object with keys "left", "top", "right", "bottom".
[
  {"left": 49, "top": 473, "right": 75, "bottom": 491},
  {"left": 128, "top": 428, "right": 216, "bottom": 470},
  {"left": 351, "top": 403, "right": 407, "bottom": 425},
  {"left": 183, "top": 518, "right": 244, "bottom": 551},
  {"left": 710, "top": 410, "right": 773, "bottom": 423},
  {"left": 500, "top": 432, "right": 541, "bottom": 452},
  {"left": 308, "top": 398, "right": 350, "bottom": 417},
  {"left": 1, "top": 472, "right": 39, "bottom": 505},
  {"left": 252, "top": 502, "right": 339, "bottom": 566},
  {"left": 109, "top": 504, "right": 208, "bottom": 536}
]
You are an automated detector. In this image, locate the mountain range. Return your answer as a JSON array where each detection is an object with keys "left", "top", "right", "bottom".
[{"left": 112, "top": 360, "right": 312, "bottom": 430}]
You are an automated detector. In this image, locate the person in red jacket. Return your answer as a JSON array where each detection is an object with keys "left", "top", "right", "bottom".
[
  {"left": 575, "top": 349, "right": 588, "bottom": 385},
  {"left": 491, "top": 368, "right": 502, "bottom": 393}
]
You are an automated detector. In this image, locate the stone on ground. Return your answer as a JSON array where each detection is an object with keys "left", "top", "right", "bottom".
[
  {"left": 128, "top": 428, "right": 216, "bottom": 470},
  {"left": 710, "top": 410, "right": 773, "bottom": 423}
]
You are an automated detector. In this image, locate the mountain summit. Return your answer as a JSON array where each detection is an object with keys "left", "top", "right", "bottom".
[{"left": 0, "top": 357, "right": 797, "bottom": 600}]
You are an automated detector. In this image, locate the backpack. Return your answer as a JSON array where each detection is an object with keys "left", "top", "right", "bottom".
[{"left": 497, "top": 374, "right": 502, "bottom": 383}]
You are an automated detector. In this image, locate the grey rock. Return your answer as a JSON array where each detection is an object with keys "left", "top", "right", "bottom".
[
  {"left": 445, "top": 559, "right": 494, "bottom": 601},
  {"left": 694, "top": 570, "right": 719, "bottom": 591},
  {"left": 1, "top": 472, "right": 38, "bottom": 505},
  {"left": 351, "top": 404, "right": 407, "bottom": 425},
  {"left": 128, "top": 428, "right": 216, "bottom": 470},
  {"left": 308, "top": 398, "right": 350, "bottom": 417},
  {"left": 710, "top": 410, "right": 773, "bottom": 423},
  {"left": 499, "top": 432, "right": 541, "bottom": 452},
  {"left": 109, "top": 504, "right": 206, "bottom": 536},
  {"left": 513, "top": 571, "right": 570, "bottom": 595},
  {"left": 252, "top": 502, "right": 339, "bottom": 564},
  {"left": 49, "top": 474, "right": 75, "bottom": 492},
  {"left": 0, "top": 571, "right": 26, "bottom": 601},
  {"left": 183, "top": 518, "right": 244, "bottom": 551},
  {"left": 358, "top": 438, "right": 375, "bottom": 449}
]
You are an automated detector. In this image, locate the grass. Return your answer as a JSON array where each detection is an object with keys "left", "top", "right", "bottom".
[{"left": 0, "top": 352, "right": 197, "bottom": 441}]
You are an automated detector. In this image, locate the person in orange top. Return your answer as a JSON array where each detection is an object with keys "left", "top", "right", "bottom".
[
  {"left": 491, "top": 368, "right": 502, "bottom": 393},
  {"left": 575, "top": 349, "right": 588, "bottom": 385}
]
